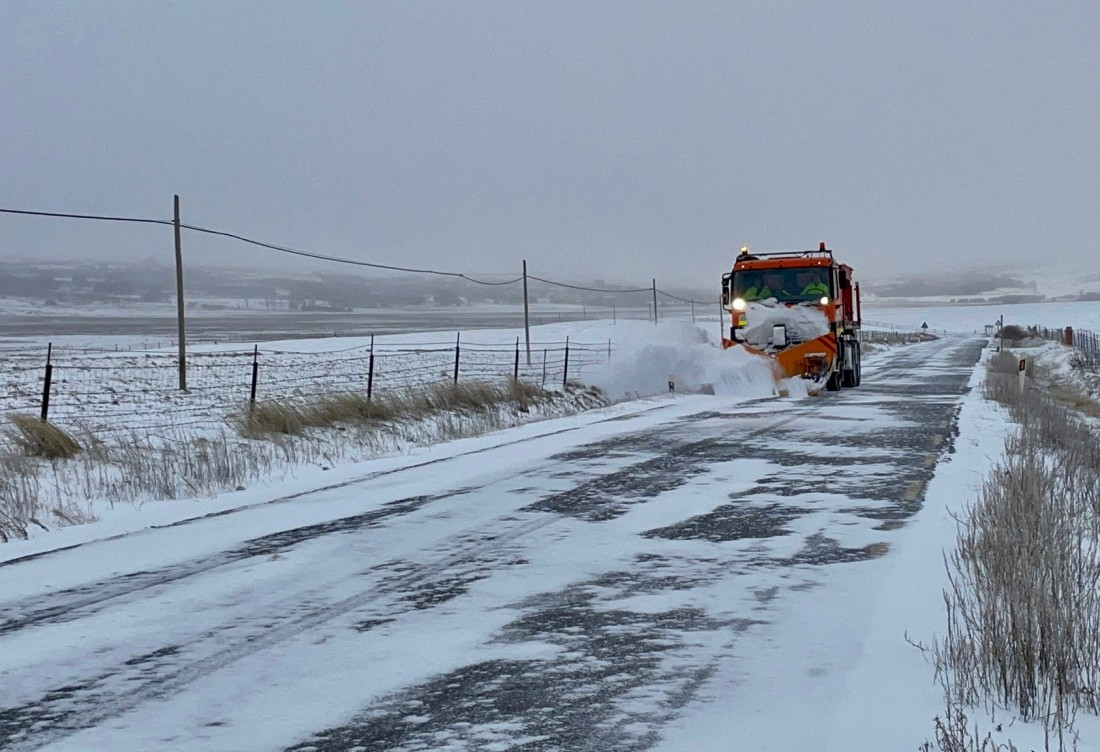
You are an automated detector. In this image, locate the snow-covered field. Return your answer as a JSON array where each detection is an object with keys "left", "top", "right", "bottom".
[
  {"left": 864, "top": 299, "right": 1100, "bottom": 333},
  {"left": 0, "top": 320, "right": 770, "bottom": 442}
]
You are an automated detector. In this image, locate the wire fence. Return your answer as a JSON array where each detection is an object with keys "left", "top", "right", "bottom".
[
  {"left": 1034, "top": 326, "right": 1100, "bottom": 372},
  {"left": 1, "top": 336, "right": 614, "bottom": 442},
  {"left": 858, "top": 329, "right": 935, "bottom": 345}
]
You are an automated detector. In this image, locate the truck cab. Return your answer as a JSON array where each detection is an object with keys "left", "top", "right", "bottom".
[{"left": 722, "top": 243, "right": 862, "bottom": 392}]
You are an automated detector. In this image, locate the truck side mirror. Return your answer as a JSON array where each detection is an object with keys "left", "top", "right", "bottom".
[{"left": 839, "top": 274, "right": 849, "bottom": 290}]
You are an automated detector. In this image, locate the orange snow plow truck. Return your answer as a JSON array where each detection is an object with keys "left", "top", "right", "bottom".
[{"left": 721, "top": 243, "right": 862, "bottom": 392}]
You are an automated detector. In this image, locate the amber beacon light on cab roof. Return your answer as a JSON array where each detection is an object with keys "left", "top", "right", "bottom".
[{"left": 721, "top": 242, "right": 862, "bottom": 393}]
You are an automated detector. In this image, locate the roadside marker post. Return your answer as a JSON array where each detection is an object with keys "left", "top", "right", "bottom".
[{"left": 1018, "top": 357, "right": 1027, "bottom": 392}]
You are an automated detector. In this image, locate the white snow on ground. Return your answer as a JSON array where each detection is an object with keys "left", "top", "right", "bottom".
[
  {"left": 7, "top": 335, "right": 1045, "bottom": 752},
  {"left": 5, "top": 304, "right": 1100, "bottom": 750},
  {"left": 1013, "top": 337, "right": 1100, "bottom": 402},
  {"left": 654, "top": 340, "right": 1100, "bottom": 751}
]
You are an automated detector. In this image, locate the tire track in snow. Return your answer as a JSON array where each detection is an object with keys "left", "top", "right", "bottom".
[{"left": 0, "top": 401, "right": 694, "bottom": 638}]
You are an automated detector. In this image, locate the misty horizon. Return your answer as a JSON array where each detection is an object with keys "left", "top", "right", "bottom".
[{"left": 1, "top": 3, "right": 1097, "bottom": 290}]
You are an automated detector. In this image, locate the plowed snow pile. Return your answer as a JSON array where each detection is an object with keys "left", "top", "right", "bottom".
[
  {"left": 580, "top": 320, "right": 779, "bottom": 400},
  {"left": 741, "top": 300, "right": 830, "bottom": 350}
]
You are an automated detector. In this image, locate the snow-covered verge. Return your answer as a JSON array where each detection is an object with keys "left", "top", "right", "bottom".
[
  {"left": 0, "top": 319, "right": 779, "bottom": 548},
  {"left": 883, "top": 345, "right": 1100, "bottom": 751},
  {"left": 1015, "top": 337, "right": 1100, "bottom": 413},
  {"left": 924, "top": 349, "right": 1100, "bottom": 751}
]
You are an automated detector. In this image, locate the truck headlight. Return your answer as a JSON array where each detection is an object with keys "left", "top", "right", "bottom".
[
  {"left": 819, "top": 296, "right": 829, "bottom": 306},
  {"left": 732, "top": 298, "right": 747, "bottom": 311}
]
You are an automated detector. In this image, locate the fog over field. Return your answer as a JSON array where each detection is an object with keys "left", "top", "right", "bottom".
[{"left": 1, "top": 2, "right": 1097, "bottom": 290}]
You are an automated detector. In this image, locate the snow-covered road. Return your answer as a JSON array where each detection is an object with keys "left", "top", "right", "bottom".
[{"left": 0, "top": 335, "right": 986, "bottom": 751}]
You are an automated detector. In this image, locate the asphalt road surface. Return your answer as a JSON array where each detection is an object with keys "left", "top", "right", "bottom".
[{"left": 0, "top": 336, "right": 985, "bottom": 751}]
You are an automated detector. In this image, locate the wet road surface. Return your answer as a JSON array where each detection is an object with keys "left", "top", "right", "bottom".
[{"left": 0, "top": 336, "right": 985, "bottom": 751}]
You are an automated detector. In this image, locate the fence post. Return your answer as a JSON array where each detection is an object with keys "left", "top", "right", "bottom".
[
  {"left": 652, "top": 279, "right": 658, "bottom": 324},
  {"left": 249, "top": 345, "right": 259, "bottom": 410},
  {"left": 608, "top": 337, "right": 612, "bottom": 362},
  {"left": 563, "top": 336, "right": 570, "bottom": 388},
  {"left": 513, "top": 337, "right": 520, "bottom": 381},
  {"left": 454, "top": 332, "right": 461, "bottom": 384},
  {"left": 542, "top": 349, "right": 548, "bottom": 385},
  {"left": 40, "top": 342, "right": 53, "bottom": 422},
  {"left": 691, "top": 299, "right": 696, "bottom": 323},
  {"left": 367, "top": 334, "right": 375, "bottom": 402}
]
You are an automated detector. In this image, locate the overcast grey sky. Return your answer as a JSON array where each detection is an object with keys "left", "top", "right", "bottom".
[{"left": 1, "top": 1, "right": 1097, "bottom": 287}]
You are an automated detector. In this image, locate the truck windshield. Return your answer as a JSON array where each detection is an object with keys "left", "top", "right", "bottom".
[{"left": 734, "top": 267, "right": 831, "bottom": 303}]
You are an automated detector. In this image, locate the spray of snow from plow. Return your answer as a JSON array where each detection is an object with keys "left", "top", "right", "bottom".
[{"left": 580, "top": 321, "right": 780, "bottom": 400}]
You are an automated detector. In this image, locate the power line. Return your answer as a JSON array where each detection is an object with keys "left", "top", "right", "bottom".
[
  {"left": 0, "top": 206, "right": 520, "bottom": 286},
  {"left": 2, "top": 204, "right": 711, "bottom": 296},
  {"left": 656, "top": 289, "right": 706, "bottom": 304},
  {"left": 179, "top": 222, "right": 522, "bottom": 286},
  {"left": 0, "top": 207, "right": 173, "bottom": 226},
  {"left": 527, "top": 275, "right": 651, "bottom": 294}
]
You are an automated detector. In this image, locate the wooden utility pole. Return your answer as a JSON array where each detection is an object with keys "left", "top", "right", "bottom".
[
  {"left": 174, "top": 194, "right": 188, "bottom": 391},
  {"left": 652, "top": 279, "right": 658, "bottom": 324},
  {"left": 523, "top": 259, "right": 532, "bottom": 365}
]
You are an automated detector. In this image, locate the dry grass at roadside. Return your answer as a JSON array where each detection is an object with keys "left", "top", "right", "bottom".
[
  {"left": 4, "top": 414, "right": 81, "bottom": 459},
  {"left": 235, "top": 381, "right": 554, "bottom": 439},
  {"left": 0, "top": 382, "right": 607, "bottom": 543},
  {"left": 926, "top": 350, "right": 1100, "bottom": 751}
]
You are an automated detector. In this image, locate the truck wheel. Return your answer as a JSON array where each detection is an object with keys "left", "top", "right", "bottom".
[
  {"left": 853, "top": 342, "right": 862, "bottom": 387},
  {"left": 825, "top": 363, "right": 843, "bottom": 391},
  {"left": 841, "top": 342, "right": 857, "bottom": 388}
]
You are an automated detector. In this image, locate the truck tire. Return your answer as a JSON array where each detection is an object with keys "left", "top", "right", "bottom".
[
  {"left": 853, "top": 342, "right": 862, "bottom": 387},
  {"left": 825, "top": 362, "right": 843, "bottom": 391}
]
